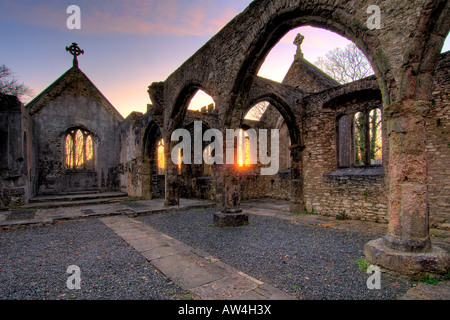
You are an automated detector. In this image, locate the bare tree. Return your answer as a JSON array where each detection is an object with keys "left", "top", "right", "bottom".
[
  {"left": 0, "top": 65, "right": 34, "bottom": 99},
  {"left": 315, "top": 43, "right": 374, "bottom": 84}
]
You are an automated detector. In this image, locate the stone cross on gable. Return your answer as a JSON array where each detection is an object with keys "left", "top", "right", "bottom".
[
  {"left": 294, "top": 33, "right": 305, "bottom": 60},
  {"left": 66, "top": 42, "right": 84, "bottom": 68}
]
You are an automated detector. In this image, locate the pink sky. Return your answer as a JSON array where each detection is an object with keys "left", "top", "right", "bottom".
[{"left": 1, "top": 1, "right": 448, "bottom": 117}]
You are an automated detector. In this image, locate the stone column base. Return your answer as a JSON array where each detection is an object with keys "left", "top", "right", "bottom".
[
  {"left": 364, "top": 238, "right": 450, "bottom": 275},
  {"left": 213, "top": 211, "right": 249, "bottom": 228}
]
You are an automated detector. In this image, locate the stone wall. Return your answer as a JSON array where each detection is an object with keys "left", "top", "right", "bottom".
[
  {"left": 427, "top": 52, "right": 450, "bottom": 228},
  {"left": 118, "top": 106, "right": 222, "bottom": 201},
  {"left": 0, "top": 94, "right": 35, "bottom": 207},
  {"left": 118, "top": 112, "right": 145, "bottom": 198},
  {"left": 32, "top": 94, "right": 122, "bottom": 195}
]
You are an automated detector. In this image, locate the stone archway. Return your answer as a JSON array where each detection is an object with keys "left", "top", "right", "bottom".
[
  {"left": 243, "top": 93, "right": 304, "bottom": 213},
  {"left": 147, "top": 0, "right": 449, "bottom": 274},
  {"left": 142, "top": 120, "right": 164, "bottom": 200},
  {"left": 163, "top": 84, "right": 218, "bottom": 206},
  {"left": 226, "top": 1, "right": 449, "bottom": 274}
]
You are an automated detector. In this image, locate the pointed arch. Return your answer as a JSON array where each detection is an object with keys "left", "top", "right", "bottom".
[
  {"left": 63, "top": 127, "right": 96, "bottom": 171},
  {"left": 245, "top": 94, "right": 301, "bottom": 147},
  {"left": 142, "top": 119, "right": 164, "bottom": 199},
  {"left": 229, "top": 4, "right": 385, "bottom": 120},
  {"left": 170, "top": 83, "right": 216, "bottom": 132}
]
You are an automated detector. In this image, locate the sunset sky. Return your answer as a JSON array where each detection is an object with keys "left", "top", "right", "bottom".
[{"left": 1, "top": 0, "right": 449, "bottom": 118}]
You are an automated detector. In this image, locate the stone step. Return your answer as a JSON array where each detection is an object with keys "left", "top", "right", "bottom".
[
  {"left": 25, "top": 192, "right": 130, "bottom": 209},
  {"left": 29, "top": 191, "right": 127, "bottom": 203}
]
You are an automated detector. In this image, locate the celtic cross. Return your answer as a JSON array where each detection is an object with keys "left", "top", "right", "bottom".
[
  {"left": 293, "top": 33, "right": 305, "bottom": 60},
  {"left": 66, "top": 43, "right": 84, "bottom": 68}
]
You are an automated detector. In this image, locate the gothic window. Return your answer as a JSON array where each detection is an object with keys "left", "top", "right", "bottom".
[
  {"left": 354, "top": 112, "right": 366, "bottom": 165},
  {"left": 337, "top": 108, "right": 382, "bottom": 167},
  {"left": 369, "top": 108, "right": 383, "bottom": 165},
  {"left": 65, "top": 129, "right": 94, "bottom": 170},
  {"left": 203, "top": 144, "right": 213, "bottom": 176},
  {"left": 237, "top": 130, "right": 251, "bottom": 168},
  {"left": 177, "top": 148, "right": 182, "bottom": 175},
  {"left": 157, "top": 139, "right": 165, "bottom": 175},
  {"left": 157, "top": 139, "right": 182, "bottom": 175},
  {"left": 338, "top": 115, "right": 351, "bottom": 168}
]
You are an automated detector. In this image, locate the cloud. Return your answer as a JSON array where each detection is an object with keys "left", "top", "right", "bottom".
[{"left": 0, "top": 0, "right": 241, "bottom": 37}]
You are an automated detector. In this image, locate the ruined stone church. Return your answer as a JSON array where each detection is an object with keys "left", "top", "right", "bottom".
[{"left": 1, "top": 0, "right": 449, "bottom": 274}]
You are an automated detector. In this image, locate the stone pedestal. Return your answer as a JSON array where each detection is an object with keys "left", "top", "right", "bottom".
[
  {"left": 213, "top": 210, "right": 249, "bottom": 228},
  {"left": 364, "top": 238, "right": 449, "bottom": 275}
]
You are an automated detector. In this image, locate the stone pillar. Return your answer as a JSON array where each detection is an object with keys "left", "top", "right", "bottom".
[
  {"left": 213, "top": 163, "right": 225, "bottom": 205},
  {"left": 214, "top": 164, "right": 249, "bottom": 227},
  {"left": 164, "top": 137, "right": 179, "bottom": 206},
  {"left": 213, "top": 133, "right": 249, "bottom": 227},
  {"left": 222, "top": 164, "right": 242, "bottom": 213},
  {"left": 141, "top": 158, "right": 151, "bottom": 200},
  {"left": 364, "top": 100, "right": 449, "bottom": 274},
  {"left": 289, "top": 144, "right": 304, "bottom": 213},
  {"left": 384, "top": 101, "right": 430, "bottom": 252}
]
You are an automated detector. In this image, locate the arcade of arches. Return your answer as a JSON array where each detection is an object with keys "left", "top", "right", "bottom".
[
  {"left": 1, "top": 0, "right": 449, "bottom": 275},
  {"left": 132, "top": 0, "right": 450, "bottom": 275}
]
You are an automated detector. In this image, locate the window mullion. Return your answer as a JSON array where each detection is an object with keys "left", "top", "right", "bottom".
[
  {"left": 83, "top": 132, "right": 87, "bottom": 170},
  {"left": 350, "top": 112, "right": 355, "bottom": 167},
  {"left": 364, "top": 110, "right": 370, "bottom": 165},
  {"left": 72, "top": 132, "right": 76, "bottom": 169}
]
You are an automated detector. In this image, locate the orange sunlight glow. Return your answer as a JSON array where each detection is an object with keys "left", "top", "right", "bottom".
[
  {"left": 65, "top": 129, "right": 94, "bottom": 170},
  {"left": 157, "top": 139, "right": 165, "bottom": 175},
  {"left": 237, "top": 131, "right": 251, "bottom": 168}
]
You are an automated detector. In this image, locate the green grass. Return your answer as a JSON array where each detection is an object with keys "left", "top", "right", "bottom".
[
  {"left": 356, "top": 258, "right": 371, "bottom": 270},
  {"left": 292, "top": 207, "right": 319, "bottom": 216},
  {"left": 419, "top": 275, "right": 439, "bottom": 285},
  {"left": 336, "top": 210, "right": 351, "bottom": 220}
]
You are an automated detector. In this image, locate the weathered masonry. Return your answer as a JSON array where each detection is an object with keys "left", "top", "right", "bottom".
[{"left": 1, "top": 1, "right": 449, "bottom": 275}]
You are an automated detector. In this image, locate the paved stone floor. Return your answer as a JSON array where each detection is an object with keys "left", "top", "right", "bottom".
[
  {"left": 100, "top": 215, "right": 295, "bottom": 300},
  {"left": 0, "top": 197, "right": 448, "bottom": 300},
  {"left": 0, "top": 198, "right": 216, "bottom": 229}
]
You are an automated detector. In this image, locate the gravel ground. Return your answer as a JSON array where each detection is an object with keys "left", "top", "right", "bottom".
[
  {"left": 137, "top": 209, "right": 415, "bottom": 300},
  {"left": 0, "top": 219, "right": 191, "bottom": 300},
  {"left": 0, "top": 209, "right": 416, "bottom": 300}
]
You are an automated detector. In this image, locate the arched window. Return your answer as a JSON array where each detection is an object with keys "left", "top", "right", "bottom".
[
  {"left": 203, "top": 144, "right": 213, "bottom": 176},
  {"left": 354, "top": 112, "right": 366, "bottom": 166},
  {"left": 337, "top": 108, "right": 382, "bottom": 168},
  {"left": 157, "top": 139, "right": 182, "bottom": 175},
  {"left": 65, "top": 129, "right": 94, "bottom": 170},
  {"left": 369, "top": 108, "right": 382, "bottom": 165},
  {"left": 237, "top": 130, "right": 251, "bottom": 168},
  {"left": 338, "top": 115, "right": 351, "bottom": 168},
  {"left": 157, "top": 139, "right": 165, "bottom": 175}
]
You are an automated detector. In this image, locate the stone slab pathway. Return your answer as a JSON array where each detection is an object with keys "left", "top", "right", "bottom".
[
  {"left": 100, "top": 215, "right": 297, "bottom": 300},
  {"left": 0, "top": 198, "right": 216, "bottom": 229},
  {"left": 400, "top": 281, "right": 450, "bottom": 300}
]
